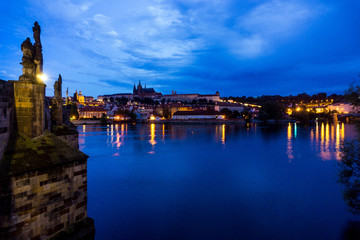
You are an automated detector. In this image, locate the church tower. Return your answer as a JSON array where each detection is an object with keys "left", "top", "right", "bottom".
[{"left": 133, "top": 84, "right": 137, "bottom": 95}]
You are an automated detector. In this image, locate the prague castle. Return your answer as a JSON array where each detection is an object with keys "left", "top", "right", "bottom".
[
  {"left": 97, "top": 81, "right": 221, "bottom": 103},
  {"left": 133, "top": 80, "right": 162, "bottom": 99}
]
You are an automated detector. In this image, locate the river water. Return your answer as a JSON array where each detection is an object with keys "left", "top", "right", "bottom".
[{"left": 78, "top": 122, "right": 359, "bottom": 240}]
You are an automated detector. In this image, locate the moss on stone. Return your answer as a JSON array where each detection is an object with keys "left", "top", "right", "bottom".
[
  {"left": 0, "top": 131, "right": 88, "bottom": 177},
  {"left": 51, "top": 124, "right": 78, "bottom": 136}
]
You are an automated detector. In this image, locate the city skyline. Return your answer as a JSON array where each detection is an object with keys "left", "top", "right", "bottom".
[{"left": 1, "top": 0, "right": 360, "bottom": 97}]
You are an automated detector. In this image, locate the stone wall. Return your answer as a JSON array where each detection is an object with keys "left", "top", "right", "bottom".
[
  {"left": 11, "top": 81, "right": 45, "bottom": 138},
  {"left": 0, "top": 158, "right": 89, "bottom": 240},
  {"left": 0, "top": 80, "right": 14, "bottom": 163}
]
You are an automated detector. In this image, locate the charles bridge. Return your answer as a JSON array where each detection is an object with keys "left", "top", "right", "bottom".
[{"left": 0, "top": 22, "right": 95, "bottom": 240}]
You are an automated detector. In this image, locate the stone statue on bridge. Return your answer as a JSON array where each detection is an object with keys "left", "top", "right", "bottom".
[
  {"left": 19, "top": 37, "right": 36, "bottom": 82},
  {"left": 19, "top": 21, "right": 43, "bottom": 83},
  {"left": 52, "top": 74, "right": 63, "bottom": 126}
]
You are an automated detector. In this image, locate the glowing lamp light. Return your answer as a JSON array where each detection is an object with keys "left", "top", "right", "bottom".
[
  {"left": 150, "top": 116, "right": 156, "bottom": 121},
  {"left": 37, "top": 74, "right": 48, "bottom": 82}
]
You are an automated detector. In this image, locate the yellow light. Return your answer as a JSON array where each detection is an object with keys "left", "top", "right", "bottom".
[
  {"left": 37, "top": 74, "right": 48, "bottom": 82},
  {"left": 296, "top": 107, "right": 301, "bottom": 112},
  {"left": 150, "top": 116, "right": 155, "bottom": 120},
  {"left": 222, "top": 124, "right": 226, "bottom": 144}
]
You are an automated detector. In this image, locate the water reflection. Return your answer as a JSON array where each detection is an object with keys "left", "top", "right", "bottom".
[
  {"left": 287, "top": 123, "right": 294, "bottom": 161},
  {"left": 77, "top": 123, "right": 357, "bottom": 240},
  {"left": 222, "top": 124, "right": 226, "bottom": 145},
  {"left": 286, "top": 122, "right": 346, "bottom": 161},
  {"left": 81, "top": 122, "right": 348, "bottom": 162},
  {"left": 149, "top": 123, "right": 157, "bottom": 147},
  {"left": 215, "top": 124, "right": 226, "bottom": 145},
  {"left": 162, "top": 124, "right": 165, "bottom": 141}
]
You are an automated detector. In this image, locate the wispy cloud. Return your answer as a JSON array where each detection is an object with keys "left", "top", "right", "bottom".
[
  {"left": 230, "top": 0, "right": 318, "bottom": 58},
  {"left": 1, "top": 70, "right": 17, "bottom": 79},
  {"left": 2, "top": 0, "right": 353, "bottom": 96},
  {"left": 240, "top": 1, "right": 314, "bottom": 36}
]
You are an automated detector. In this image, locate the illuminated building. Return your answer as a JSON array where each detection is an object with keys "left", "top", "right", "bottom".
[
  {"left": 161, "top": 91, "right": 220, "bottom": 103},
  {"left": 73, "top": 90, "right": 94, "bottom": 104},
  {"left": 155, "top": 103, "right": 193, "bottom": 118},
  {"left": 214, "top": 102, "right": 244, "bottom": 112},
  {"left": 327, "top": 103, "right": 357, "bottom": 114},
  {"left": 172, "top": 110, "right": 224, "bottom": 120},
  {"left": 79, "top": 106, "right": 107, "bottom": 118},
  {"left": 97, "top": 93, "right": 133, "bottom": 102}
]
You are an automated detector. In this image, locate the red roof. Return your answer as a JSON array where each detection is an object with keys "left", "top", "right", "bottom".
[
  {"left": 216, "top": 102, "right": 243, "bottom": 106},
  {"left": 173, "top": 110, "right": 221, "bottom": 116},
  {"left": 79, "top": 106, "right": 107, "bottom": 112}
]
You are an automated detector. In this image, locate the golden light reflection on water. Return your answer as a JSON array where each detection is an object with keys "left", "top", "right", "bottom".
[
  {"left": 162, "top": 124, "right": 165, "bottom": 141},
  {"left": 287, "top": 122, "right": 345, "bottom": 161},
  {"left": 149, "top": 123, "right": 157, "bottom": 147},
  {"left": 287, "top": 123, "right": 294, "bottom": 161},
  {"left": 222, "top": 124, "right": 226, "bottom": 145},
  {"left": 112, "top": 124, "right": 125, "bottom": 149},
  {"left": 215, "top": 124, "right": 226, "bottom": 144}
]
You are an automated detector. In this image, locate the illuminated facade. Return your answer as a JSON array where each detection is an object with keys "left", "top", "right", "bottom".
[
  {"left": 161, "top": 91, "right": 220, "bottom": 103},
  {"left": 97, "top": 93, "right": 133, "bottom": 102},
  {"left": 79, "top": 106, "right": 107, "bottom": 118},
  {"left": 155, "top": 104, "right": 193, "bottom": 117},
  {"left": 172, "top": 110, "right": 224, "bottom": 120},
  {"left": 214, "top": 102, "right": 244, "bottom": 112},
  {"left": 327, "top": 103, "right": 356, "bottom": 114}
]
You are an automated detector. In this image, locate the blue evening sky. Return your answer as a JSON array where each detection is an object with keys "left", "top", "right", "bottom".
[{"left": 1, "top": 0, "right": 360, "bottom": 98}]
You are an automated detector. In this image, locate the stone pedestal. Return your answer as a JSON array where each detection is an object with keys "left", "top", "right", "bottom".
[
  {"left": 51, "top": 99, "right": 63, "bottom": 127},
  {"left": 10, "top": 81, "right": 45, "bottom": 138}
]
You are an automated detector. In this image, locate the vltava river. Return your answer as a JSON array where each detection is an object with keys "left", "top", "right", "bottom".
[{"left": 79, "top": 123, "right": 358, "bottom": 240}]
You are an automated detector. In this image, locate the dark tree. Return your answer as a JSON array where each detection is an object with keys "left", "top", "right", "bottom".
[
  {"left": 339, "top": 141, "right": 360, "bottom": 215},
  {"left": 345, "top": 84, "right": 360, "bottom": 106},
  {"left": 258, "top": 101, "right": 284, "bottom": 120},
  {"left": 68, "top": 103, "right": 79, "bottom": 119},
  {"left": 220, "top": 108, "right": 233, "bottom": 119},
  {"left": 231, "top": 110, "right": 241, "bottom": 119}
]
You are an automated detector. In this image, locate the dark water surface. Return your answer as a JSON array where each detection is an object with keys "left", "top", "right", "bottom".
[{"left": 79, "top": 123, "right": 359, "bottom": 240}]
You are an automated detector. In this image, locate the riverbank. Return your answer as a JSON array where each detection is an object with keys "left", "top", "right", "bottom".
[
  {"left": 71, "top": 118, "right": 298, "bottom": 125},
  {"left": 72, "top": 119, "right": 245, "bottom": 125}
]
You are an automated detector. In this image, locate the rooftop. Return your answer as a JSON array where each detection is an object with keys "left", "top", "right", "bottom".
[
  {"left": 79, "top": 106, "right": 106, "bottom": 112},
  {"left": 173, "top": 110, "right": 221, "bottom": 116}
]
